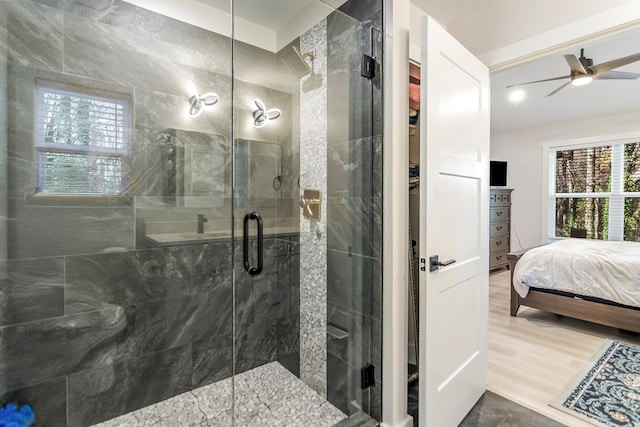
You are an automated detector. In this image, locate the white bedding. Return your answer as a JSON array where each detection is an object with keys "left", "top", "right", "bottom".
[{"left": 512, "top": 239, "right": 640, "bottom": 308}]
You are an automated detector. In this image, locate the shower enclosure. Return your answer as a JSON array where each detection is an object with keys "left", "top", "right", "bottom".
[{"left": 0, "top": 0, "right": 383, "bottom": 425}]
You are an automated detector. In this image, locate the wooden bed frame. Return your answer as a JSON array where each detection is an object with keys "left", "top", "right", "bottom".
[{"left": 507, "top": 248, "right": 640, "bottom": 333}]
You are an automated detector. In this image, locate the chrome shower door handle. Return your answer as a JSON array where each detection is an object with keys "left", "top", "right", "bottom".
[{"left": 243, "top": 211, "right": 263, "bottom": 276}]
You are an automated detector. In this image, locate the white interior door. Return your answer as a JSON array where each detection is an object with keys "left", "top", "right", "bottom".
[{"left": 418, "top": 15, "right": 490, "bottom": 426}]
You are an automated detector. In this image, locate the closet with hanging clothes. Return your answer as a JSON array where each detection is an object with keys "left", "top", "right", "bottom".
[{"left": 408, "top": 62, "right": 420, "bottom": 376}]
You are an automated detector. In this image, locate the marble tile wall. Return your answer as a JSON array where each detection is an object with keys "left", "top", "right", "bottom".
[
  {"left": 234, "top": 236, "right": 301, "bottom": 377},
  {"left": 0, "top": 0, "right": 383, "bottom": 425},
  {"left": 0, "top": 10, "right": 7, "bottom": 261},
  {"left": 325, "top": 1, "right": 383, "bottom": 420},
  {"left": 293, "top": 0, "right": 384, "bottom": 417},
  {"left": 2, "top": 0, "right": 296, "bottom": 260},
  {"left": 0, "top": 0, "right": 300, "bottom": 425},
  {"left": 299, "top": 19, "right": 329, "bottom": 397},
  {"left": 0, "top": 237, "right": 300, "bottom": 425},
  {"left": 0, "top": 243, "right": 236, "bottom": 424}
]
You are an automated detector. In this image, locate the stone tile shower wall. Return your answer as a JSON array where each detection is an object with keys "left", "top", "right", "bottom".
[
  {"left": 0, "top": 1, "right": 383, "bottom": 426},
  {"left": 297, "top": 5, "right": 384, "bottom": 415},
  {"left": 0, "top": 1, "right": 298, "bottom": 426},
  {"left": 299, "top": 19, "right": 329, "bottom": 397},
  {"left": 326, "top": 0, "right": 383, "bottom": 419}
]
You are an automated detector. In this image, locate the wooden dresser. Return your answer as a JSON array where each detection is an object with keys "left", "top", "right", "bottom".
[{"left": 489, "top": 188, "right": 513, "bottom": 271}]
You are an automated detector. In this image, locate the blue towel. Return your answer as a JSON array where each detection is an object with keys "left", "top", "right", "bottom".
[{"left": 0, "top": 403, "right": 35, "bottom": 427}]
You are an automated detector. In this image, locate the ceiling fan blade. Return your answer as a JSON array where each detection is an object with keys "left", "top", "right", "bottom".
[
  {"left": 590, "top": 52, "right": 640, "bottom": 75},
  {"left": 594, "top": 70, "right": 640, "bottom": 80},
  {"left": 506, "top": 75, "right": 570, "bottom": 88},
  {"left": 564, "top": 54, "right": 587, "bottom": 74},
  {"left": 546, "top": 81, "right": 571, "bottom": 97}
]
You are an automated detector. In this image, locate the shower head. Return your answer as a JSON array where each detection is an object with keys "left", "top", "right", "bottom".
[{"left": 279, "top": 46, "right": 315, "bottom": 80}]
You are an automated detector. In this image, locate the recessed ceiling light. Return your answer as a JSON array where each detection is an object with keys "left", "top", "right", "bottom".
[{"left": 508, "top": 88, "right": 525, "bottom": 104}]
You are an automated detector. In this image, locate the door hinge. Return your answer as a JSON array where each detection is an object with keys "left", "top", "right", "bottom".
[
  {"left": 361, "top": 54, "right": 376, "bottom": 79},
  {"left": 420, "top": 258, "right": 426, "bottom": 271},
  {"left": 361, "top": 363, "right": 375, "bottom": 389}
]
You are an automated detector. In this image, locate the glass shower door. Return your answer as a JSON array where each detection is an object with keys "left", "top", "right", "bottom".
[
  {"left": 0, "top": 0, "right": 382, "bottom": 424},
  {"left": 231, "top": 0, "right": 384, "bottom": 423},
  {"left": 0, "top": 1, "right": 236, "bottom": 425}
]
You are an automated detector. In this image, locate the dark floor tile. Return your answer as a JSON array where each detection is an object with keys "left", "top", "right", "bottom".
[
  {"left": 409, "top": 382, "right": 564, "bottom": 427},
  {"left": 460, "top": 392, "right": 564, "bottom": 427}
]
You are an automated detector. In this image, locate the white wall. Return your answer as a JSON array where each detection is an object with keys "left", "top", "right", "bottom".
[{"left": 491, "top": 110, "right": 640, "bottom": 251}]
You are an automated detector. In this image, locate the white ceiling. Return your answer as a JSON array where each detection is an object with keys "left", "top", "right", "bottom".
[
  {"left": 198, "top": 0, "right": 318, "bottom": 33},
  {"left": 196, "top": 0, "right": 344, "bottom": 51},
  {"left": 410, "top": 0, "right": 640, "bottom": 60},
  {"left": 410, "top": 0, "right": 640, "bottom": 135},
  {"left": 490, "top": 27, "right": 640, "bottom": 134},
  {"left": 410, "top": 0, "right": 501, "bottom": 30}
]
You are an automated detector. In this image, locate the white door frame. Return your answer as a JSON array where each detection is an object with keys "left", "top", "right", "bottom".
[{"left": 381, "top": 0, "right": 412, "bottom": 426}]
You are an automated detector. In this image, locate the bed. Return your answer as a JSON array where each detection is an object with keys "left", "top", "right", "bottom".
[{"left": 508, "top": 239, "right": 640, "bottom": 333}]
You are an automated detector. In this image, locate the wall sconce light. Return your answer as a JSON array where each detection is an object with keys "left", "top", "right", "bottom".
[
  {"left": 253, "top": 98, "right": 281, "bottom": 128},
  {"left": 188, "top": 81, "right": 218, "bottom": 117}
]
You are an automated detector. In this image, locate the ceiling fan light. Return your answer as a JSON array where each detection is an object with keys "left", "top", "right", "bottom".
[{"left": 571, "top": 75, "right": 593, "bottom": 86}]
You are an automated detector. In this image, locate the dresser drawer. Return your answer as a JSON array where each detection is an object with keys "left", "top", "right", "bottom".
[
  {"left": 490, "top": 237, "right": 509, "bottom": 252},
  {"left": 489, "top": 223, "right": 508, "bottom": 237},
  {"left": 489, "top": 191, "right": 511, "bottom": 205},
  {"left": 490, "top": 207, "right": 509, "bottom": 222},
  {"left": 489, "top": 251, "right": 509, "bottom": 269}
]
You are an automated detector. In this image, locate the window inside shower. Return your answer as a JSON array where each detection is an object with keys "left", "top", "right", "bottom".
[{"left": 33, "top": 81, "right": 132, "bottom": 196}]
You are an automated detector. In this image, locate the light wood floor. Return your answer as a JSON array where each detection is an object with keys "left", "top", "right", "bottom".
[{"left": 488, "top": 269, "right": 640, "bottom": 427}]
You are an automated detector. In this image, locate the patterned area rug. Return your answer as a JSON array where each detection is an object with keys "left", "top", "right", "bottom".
[{"left": 550, "top": 339, "right": 640, "bottom": 427}]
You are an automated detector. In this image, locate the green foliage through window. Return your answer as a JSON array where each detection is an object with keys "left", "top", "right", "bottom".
[
  {"left": 552, "top": 142, "right": 640, "bottom": 242},
  {"left": 34, "top": 82, "right": 131, "bottom": 195}
]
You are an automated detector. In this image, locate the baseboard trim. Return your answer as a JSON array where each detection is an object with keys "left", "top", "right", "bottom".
[{"left": 380, "top": 414, "right": 413, "bottom": 427}]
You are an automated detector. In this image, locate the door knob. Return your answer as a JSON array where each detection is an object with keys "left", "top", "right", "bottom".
[{"left": 429, "top": 255, "right": 455, "bottom": 272}]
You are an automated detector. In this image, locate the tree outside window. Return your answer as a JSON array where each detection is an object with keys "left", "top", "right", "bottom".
[
  {"left": 34, "top": 81, "right": 131, "bottom": 196},
  {"left": 550, "top": 141, "right": 640, "bottom": 242}
]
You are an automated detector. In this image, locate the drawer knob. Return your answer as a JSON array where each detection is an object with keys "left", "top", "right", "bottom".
[
  {"left": 496, "top": 226, "right": 502, "bottom": 231},
  {"left": 495, "top": 241, "right": 502, "bottom": 246}
]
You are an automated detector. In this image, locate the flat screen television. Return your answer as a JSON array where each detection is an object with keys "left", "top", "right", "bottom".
[{"left": 490, "top": 161, "right": 507, "bottom": 187}]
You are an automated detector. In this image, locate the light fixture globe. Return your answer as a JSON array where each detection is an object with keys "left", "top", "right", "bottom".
[{"left": 571, "top": 74, "right": 593, "bottom": 87}]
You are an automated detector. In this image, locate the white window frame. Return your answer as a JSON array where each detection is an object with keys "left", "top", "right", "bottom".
[
  {"left": 542, "top": 131, "right": 640, "bottom": 242},
  {"left": 33, "top": 80, "right": 132, "bottom": 196}
]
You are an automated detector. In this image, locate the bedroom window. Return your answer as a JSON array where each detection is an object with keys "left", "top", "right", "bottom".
[
  {"left": 549, "top": 140, "right": 640, "bottom": 242},
  {"left": 34, "top": 81, "right": 132, "bottom": 196}
]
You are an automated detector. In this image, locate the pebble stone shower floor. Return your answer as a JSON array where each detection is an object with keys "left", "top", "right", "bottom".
[{"left": 93, "top": 362, "right": 347, "bottom": 426}]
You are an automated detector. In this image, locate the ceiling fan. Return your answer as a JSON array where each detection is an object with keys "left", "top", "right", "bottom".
[{"left": 507, "top": 48, "right": 640, "bottom": 96}]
